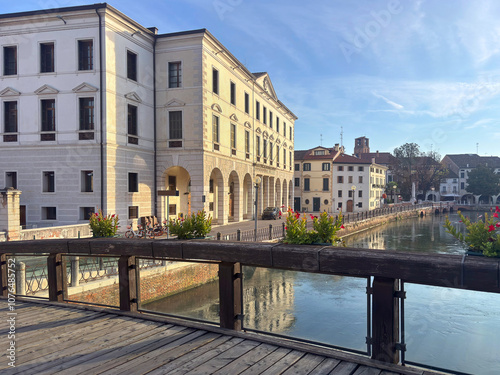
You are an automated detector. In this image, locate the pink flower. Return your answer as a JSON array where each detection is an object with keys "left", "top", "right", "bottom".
[{"left": 488, "top": 225, "right": 495, "bottom": 232}]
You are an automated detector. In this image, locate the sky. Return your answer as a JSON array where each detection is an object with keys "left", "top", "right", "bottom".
[{"left": 4, "top": 0, "right": 500, "bottom": 158}]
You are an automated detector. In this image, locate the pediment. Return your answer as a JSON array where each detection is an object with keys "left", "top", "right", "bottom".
[
  {"left": 262, "top": 130, "right": 269, "bottom": 139},
  {"left": 211, "top": 103, "right": 222, "bottom": 113},
  {"left": 269, "top": 135, "right": 275, "bottom": 141},
  {"left": 289, "top": 146, "right": 293, "bottom": 150},
  {"left": 253, "top": 73, "right": 278, "bottom": 101},
  {"left": 276, "top": 138, "right": 281, "bottom": 144},
  {"left": 256, "top": 127, "right": 262, "bottom": 134},
  {"left": 230, "top": 113, "right": 239, "bottom": 122},
  {"left": 72, "top": 82, "right": 98, "bottom": 93},
  {"left": 125, "top": 92, "right": 142, "bottom": 103},
  {"left": 165, "top": 99, "right": 186, "bottom": 107},
  {"left": 0, "top": 87, "right": 20, "bottom": 97},
  {"left": 35, "top": 84, "right": 59, "bottom": 95},
  {"left": 283, "top": 142, "right": 288, "bottom": 148},
  {"left": 244, "top": 121, "right": 252, "bottom": 129}
]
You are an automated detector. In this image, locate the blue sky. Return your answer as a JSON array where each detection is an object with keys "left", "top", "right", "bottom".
[{"left": 5, "top": 0, "right": 500, "bottom": 157}]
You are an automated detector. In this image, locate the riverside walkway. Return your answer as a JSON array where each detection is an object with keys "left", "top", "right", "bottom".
[{"left": 0, "top": 299, "right": 440, "bottom": 375}]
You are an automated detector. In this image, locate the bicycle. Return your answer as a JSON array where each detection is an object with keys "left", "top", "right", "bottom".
[{"left": 124, "top": 223, "right": 154, "bottom": 239}]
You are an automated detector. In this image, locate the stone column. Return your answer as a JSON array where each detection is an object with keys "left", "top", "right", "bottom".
[{"left": 0, "top": 188, "right": 22, "bottom": 241}]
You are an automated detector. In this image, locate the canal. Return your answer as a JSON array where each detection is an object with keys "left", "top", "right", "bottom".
[{"left": 143, "top": 212, "right": 500, "bottom": 375}]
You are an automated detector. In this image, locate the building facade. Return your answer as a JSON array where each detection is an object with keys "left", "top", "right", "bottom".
[{"left": 0, "top": 4, "right": 296, "bottom": 228}]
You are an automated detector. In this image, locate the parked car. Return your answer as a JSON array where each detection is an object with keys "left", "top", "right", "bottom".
[{"left": 261, "top": 207, "right": 281, "bottom": 220}]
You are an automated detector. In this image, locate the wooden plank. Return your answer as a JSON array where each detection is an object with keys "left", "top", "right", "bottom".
[
  {"left": 281, "top": 353, "right": 327, "bottom": 375},
  {"left": 118, "top": 255, "right": 137, "bottom": 312},
  {"left": 258, "top": 350, "right": 306, "bottom": 375},
  {"left": 47, "top": 253, "right": 67, "bottom": 302},
  {"left": 380, "top": 371, "right": 401, "bottom": 375},
  {"left": 239, "top": 347, "right": 292, "bottom": 375},
  {"left": 219, "top": 262, "right": 242, "bottom": 330},
  {"left": 371, "top": 277, "right": 399, "bottom": 364},
  {"left": 271, "top": 244, "right": 321, "bottom": 272},
  {"left": 353, "top": 366, "right": 383, "bottom": 374},
  {"left": 153, "top": 239, "right": 185, "bottom": 259},
  {"left": 0, "top": 239, "right": 69, "bottom": 254},
  {"left": 181, "top": 339, "right": 260, "bottom": 374},
  {"left": 90, "top": 238, "right": 154, "bottom": 257},
  {"left": 462, "top": 257, "right": 500, "bottom": 293},
  {"left": 0, "top": 254, "right": 7, "bottom": 296},
  {"left": 308, "top": 358, "right": 342, "bottom": 375},
  {"left": 182, "top": 241, "right": 274, "bottom": 267},
  {"left": 329, "top": 361, "right": 359, "bottom": 374},
  {"left": 212, "top": 343, "right": 278, "bottom": 375}
]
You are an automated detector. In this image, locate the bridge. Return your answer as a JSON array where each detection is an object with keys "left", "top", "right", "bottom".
[{"left": 1, "top": 238, "right": 499, "bottom": 374}]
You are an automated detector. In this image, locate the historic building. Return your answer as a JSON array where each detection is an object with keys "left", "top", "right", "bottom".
[
  {"left": 293, "top": 145, "right": 387, "bottom": 213},
  {"left": 0, "top": 4, "right": 296, "bottom": 227}
]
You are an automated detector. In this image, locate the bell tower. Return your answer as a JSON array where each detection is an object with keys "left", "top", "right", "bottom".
[{"left": 354, "top": 136, "right": 370, "bottom": 157}]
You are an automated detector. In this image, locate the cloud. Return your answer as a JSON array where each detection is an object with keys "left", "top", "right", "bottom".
[{"left": 371, "top": 91, "right": 404, "bottom": 110}]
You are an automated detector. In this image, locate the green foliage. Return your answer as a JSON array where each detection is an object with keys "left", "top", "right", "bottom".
[
  {"left": 89, "top": 209, "right": 119, "bottom": 238},
  {"left": 283, "top": 210, "right": 345, "bottom": 245},
  {"left": 465, "top": 164, "right": 500, "bottom": 197},
  {"left": 167, "top": 210, "right": 212, "bottom": 239},
  {"left": 444, "top": 210, "right": 500, "bottom": 257}
]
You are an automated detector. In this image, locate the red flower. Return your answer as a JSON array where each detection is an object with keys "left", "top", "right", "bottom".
[
  {"left": 310, "top": 214, "right": 314, "bottom": 219},
  {"left": 284, "top": 226, "right": 287, "bottom": 230},
  {"left": 295, "top": 213, "right": 300, "bottom": 219},
  {"left": 111, "top": 214, "right": 115, "bottom": 218},
  {"left": 340, "top": 225, "right": 345, "bottom": 229},
  {"left": 496, "top": 223, "right": 500, "bottom": 228},
  {"left": 488, "top": 225, "right": 495, "bottom": 232},
  {"left": 496, "top": 206, "right": 500, "bottom": 212},
  {"left": 493, "top": 213, "right": 499, "bottom": 218}
]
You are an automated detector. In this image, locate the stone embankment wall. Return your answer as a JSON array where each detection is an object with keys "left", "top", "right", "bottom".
[
  {"left": 20, "top": 223, "right": 91, "bottom": 240},
  {"left": 338, "top": 206, "right": 433, "bottom": 238},
  {"left": 67, "top": 262, "right": 218, "bottom": 306}
]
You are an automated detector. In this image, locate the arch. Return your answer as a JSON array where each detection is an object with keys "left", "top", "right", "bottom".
[
  {"left": 228, "top": 171, "right": 241, "bottom": 222},
  {"left": 460, "top": 194, "right": 474, "bottom": 205},
  {"left": 275, "top": 178, "right": 282, "bottom": 209},
  {"left": 160, "top": 166, "right": 191, "bottom": 220},
  {"left": 426, "top": 192, "right": 438, "bottom": 202},
  {"left": 209, "top": 168, "right": 224, "bottom": 224}
]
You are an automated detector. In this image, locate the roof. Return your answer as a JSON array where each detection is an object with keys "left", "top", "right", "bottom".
[
  {"left": 333, "top": 154, "right": 371, "bottom": 165},
  {"left": 357, "top": 152, "right": 396, "bottom": 165},
  {"left": 294, "top": 147, "right": 341, "bottom": 161},
  {"left": 443, "top": 154, "right": 500, "bottom": 169},
  {"left": 252, "top": 72, "right": 267, "bottom": 78},
  {"left": 443, "top": 170, "right": 459, "bottom": 179}
]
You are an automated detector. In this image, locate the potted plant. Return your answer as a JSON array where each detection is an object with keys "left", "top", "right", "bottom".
[
  {"left": 444, "top": 207, "right": 500, "bottom": 257},
  {"left": 89, "top": 209, "right": 119, "bottom": 238},
  {"left": 167, "top": 210, "right": 212, "bottom": 239},
  {"left": 283, "top": 209, "right": 345, "bottom": 245}
]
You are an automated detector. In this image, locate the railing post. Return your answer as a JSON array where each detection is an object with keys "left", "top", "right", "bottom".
[
  {"left": 70, "top": 256, "right": 80, "bottom": 287},
  {"left": 371, "top": 277, "right": 400, "bottom": 364},
  {"left": 15, "top": 261, "right": 25, "bottom": 295},
  {"left": 118, "top": 255, "right": 137, "bottom": 312},
  {"left": 237, "top": 229, "right": 241, "bottom": 241},
  {"left": 269, "top": 224, "right": 272, "bottom": 240},
  {"left": 218, "top": 262, "right": 242, "bottom": 331},
  {"left": 47, "top": 254, "right": 67, "bottom": 302},
  {"left": 0, "top": 254, "right": 8, "bottom": 296},
  {"left": 282, "top": 222, "right": 285, "bottom": 237},
  {"left": 217, "top": 232, "right": 221, "bottom": 241}
]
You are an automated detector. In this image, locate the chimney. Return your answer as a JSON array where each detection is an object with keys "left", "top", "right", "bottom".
[
  {"left": 334, "top": 143, "right": 339, "bottom": 151},
  {"left": 372, "top": 157, "right": 376, "bottom": 164},
  {"left": 376, "top": 150, "right": 379, "bottom": 157}
]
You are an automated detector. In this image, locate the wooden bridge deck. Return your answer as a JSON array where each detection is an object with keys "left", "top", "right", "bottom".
[{"left": 0, "top": 299, "right": 444, "bottom": 375}]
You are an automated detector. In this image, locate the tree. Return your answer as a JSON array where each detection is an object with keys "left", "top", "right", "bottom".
[
  {"left": 414, "top": 151, "right": 448, "bottom": 198},
  {"left": 391, "top": 143, "right": 421, "bottom": 200},
  {"left": 466, "top": 165, "right": 500, "bottom": 199}
]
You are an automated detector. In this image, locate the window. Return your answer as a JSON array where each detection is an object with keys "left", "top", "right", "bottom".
[
  {"left": 168, "top": 175, "right": 177, "bottom": 191},
  {"left": 276, "top": 117, "right": 279, "bottom": 133},
  {"left": 323, "top": 178, "right": 329, "bottom": 191},
  {"left": 295, "top": 178, "right": 300, "bottom": 187},
  {"left": 359, "top": 190, "right": 363, "bottom": 198},
  {"left": 460, "top": 172, "right": 465, "bottom": 178},
  {"left": 269, "top": 111, "right": 273, "bottom": 129},
  {"left": 269, "top": 142, "right": 273, "bottom": 160},
  {"left": 348, "top": 190, "right": 353, "bottom": 198},
  {"left": 337, "top": 176, "right": 343, "bottom": 183},
  {"left": 283, "top": 148, "right": 286, "bottom": 166},
  {"left": 4, "top": 101, "right": 17, "bottom": 142},
  {"left": 358, "top": 202, "right": 363, "bottom": 208},
  {"left": 263, "top": 107, "right": 267, "bottom": 124},
  {"left": 256, "top": 101, "right": 260, "bottom": 120},
  {"left": 290, "top": 152, "right": 292, "bottom": 167},
  {"left": 231, "top": 123, "right": 236, "bottom": 150},
  {"left": 284, "top": 123, "right": 286, "bottom": 137},
  {"left": 358, "top": 166, "right": 364, "bottom": 171},
  {"left": 3, "top": 46, "right": 17, "bottom": 75},
  {"left": 230, "top": 82, "right": 236, "bottom": 105},
  {"left": 42, "top": 207, "right": 57, "bottom": 220},
  {"left": 303, "top": 163, "right": 311, "bottom": 171},
  {"left": 461, "top": 182, "right": 465, "bottom": 189},
  {"left": 43, "top": 171, "right": 55, "bottom": 193},
  {"left": 212, "top": 68, "right": 219, "bottom": 94},
  {"left": 263, "top": 139, "right": 267, "bottom": 159},
  {"left": 169, "top": 204, "right": 177, "bottom": 215},
  {"left": 81, "top": 171, "right": 93, "bottom": 192},
  {"left": 256, "top": 136, "right": 261, "bottom": 158},
  {"left": 80, "top": 207, "right": 95, "bottom": 220},
  {"left": 127, "top": 51, "right": 137, "bottom": 81},
  {"left": 244, "top": 92, "right": 249, "bottom": 114},
  {"left": 78, "top": 40, "right": 93, "bottom": 70},
  {"left": 127, "top": 105, "right": 138, "bottom": 144},
  {"left": 338, "top": 202, "right": 343, "bottom": 209},
  {"left": 128, "top": 173, "right": 138, "bottom": 192},
  {"left": 245, "top": 130, "right": 250, "bottom": 156},
  {"left": 289, "top": 126, "right": 292, "bottom": 140},
  {"left": 39, "top": 42, "right": 55, "bottom": 73},
  {"left": 168, "top": 62, "right": 181, "bottom": 88},
  {"left": 79, "top": 98, "right": 94, "bottom": 140},
  {"left": 315, "top": 150, "right": 326, "bottom": 156},
  {"left": 348, "top": 166, "right": 354, "bottom": 171},
  {"left": 5, "top": 172, "right": 16, "bottom": 189},
  {"left": 338, "top": 190, "right": 342, "bottom": 198},
  {"left": 212, "top": 115, "right": 219, "bottom": 144},
  {"left": 295, "top": 163, "right": 300, "bottom": 171},
  {"left": 41, "top": 99, "right": 56, "bottom": 141},
  {"left": 359, "top": 176, "right": 363, "bottom": 183},
  {"left": 277, "top": 146, "right": 280, "bottom": 163},
  {"left": 129, "top": 206, "right": 138, "bottom": 219},
  {"left": 337, "top": 166, "right": 343, "bottom": 171},
  {"left": 169, "top": 111, "right": 182, "bottom": 139},
  {"left": 304, "top": 178, "right": 310, "bottom": 191},
  {"left": 322, "top": 162, "right": 330, "bottom": 171},
  {"left": 348, "top": 176, "right": 353, "bottom": 183}
]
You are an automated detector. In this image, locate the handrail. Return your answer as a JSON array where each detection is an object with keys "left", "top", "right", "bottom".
[{"left": 1, "top": 238, "right": 499, "bottom": 366}]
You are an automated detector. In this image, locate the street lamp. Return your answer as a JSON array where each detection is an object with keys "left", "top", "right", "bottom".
[
  {"left": 430, "top": 186, "right": 435, "bottom": 202},
  {"left": 254, "top": 176, "right": 261, "bottom": 242},
  {"left": 392, "top": 183, "right": 397, "bottom": 204},
  {"left": 351, "top": 185, "right": 356, "bottom": 212}
]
